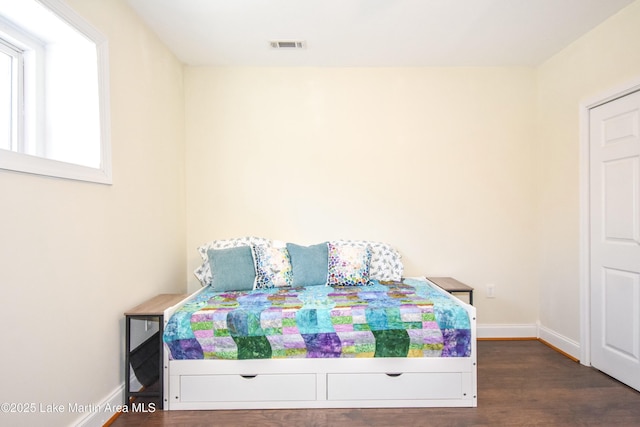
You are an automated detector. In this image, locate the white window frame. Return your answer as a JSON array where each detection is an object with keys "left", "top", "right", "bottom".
[
  {"left": 0, "top": 15, "right": 45, "bottom": 157},
  {"left": 0, "top": 0, "right": 112, "bottom": 185},
  {"left": 0, "top": 38, "right": 22, "bottom": 152}
]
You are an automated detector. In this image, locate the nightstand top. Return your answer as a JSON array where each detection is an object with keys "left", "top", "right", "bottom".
[
  {"left": 426, "top": 277, "right": 474, "bottom": 292},
  {"left": 124, "top": 293, "right": 189, "bottom": 316}
]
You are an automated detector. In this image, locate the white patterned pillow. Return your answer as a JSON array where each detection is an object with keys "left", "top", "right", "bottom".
[
  {"left": 194, "top": 237, "right": 271, "bottom": 286},
  {"left": 330, "top": 240, "right": 403, "bottom": 281},
  {"left": 253, "top": 245, "right": 293, "bottom": 289},
  {"left": 327, "top": 243, "right": 372, "bottom": 286}
]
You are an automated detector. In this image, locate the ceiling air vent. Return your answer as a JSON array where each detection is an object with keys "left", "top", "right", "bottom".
[{"left": 269, "top": 40, "right": 306, "bottom": 49}]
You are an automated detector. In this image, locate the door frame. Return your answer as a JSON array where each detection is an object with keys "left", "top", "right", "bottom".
[{"left": 579, "top": 76, "right": 640, "bottom": 366}]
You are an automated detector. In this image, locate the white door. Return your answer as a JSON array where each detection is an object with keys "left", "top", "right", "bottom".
[{"left": 589, "top": 89, "right": 640, "bottom": 392}]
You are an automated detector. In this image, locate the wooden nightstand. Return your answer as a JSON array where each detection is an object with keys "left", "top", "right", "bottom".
[
  {"left": 427, "top": 277, "right": 474, "bottom": 305},
  {"left": 124, "top": 294, "right": 187, "bottom": 409}
]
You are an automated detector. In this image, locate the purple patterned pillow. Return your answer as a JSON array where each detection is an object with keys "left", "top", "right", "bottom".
[{"left": 327, "top": 243, "right": 372, "bottom": 286}]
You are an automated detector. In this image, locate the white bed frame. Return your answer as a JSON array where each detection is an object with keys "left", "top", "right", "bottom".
[{"left": 162, "top": 280, "right": 477, "bottom": 410}]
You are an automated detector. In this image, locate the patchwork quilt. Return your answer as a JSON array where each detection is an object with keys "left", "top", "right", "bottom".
[{"left": 164, "top": 277, "right": 472, "bottom": 360}]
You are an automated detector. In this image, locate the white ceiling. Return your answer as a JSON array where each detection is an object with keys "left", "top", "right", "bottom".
[{"left": 126, "top": 0, "right": 635, "bottom": 67}]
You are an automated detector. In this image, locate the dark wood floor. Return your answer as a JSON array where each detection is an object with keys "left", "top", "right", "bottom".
[{"left": 111, "top": 340, "right": 640, "bottom": 426}]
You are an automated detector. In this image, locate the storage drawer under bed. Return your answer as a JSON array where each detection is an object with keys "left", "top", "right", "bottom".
[
  {"left": 327, "top": 372, "right": 463, "bottom": 401},
  {"left": 179, "top": 373, "right": 316, "bottom": 402}
]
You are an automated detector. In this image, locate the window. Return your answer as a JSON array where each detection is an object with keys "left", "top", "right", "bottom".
[
  {"left": 0, "top": 0, "right": 111, "bottom": 184},
  {"left": 0, "top": 40, "right": 20, "bottom": 151}
]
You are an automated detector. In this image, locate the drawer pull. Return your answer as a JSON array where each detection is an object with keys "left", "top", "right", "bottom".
[
  {"left": 240, "top": 374, "right": 258, "bottom": 379},
  {"left": 385, "top": 373, "right": 403, "bottom": 377}
]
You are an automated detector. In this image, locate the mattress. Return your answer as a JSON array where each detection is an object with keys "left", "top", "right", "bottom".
[{"left": 163, "top": 277, "right": 471, "bottom": 360}]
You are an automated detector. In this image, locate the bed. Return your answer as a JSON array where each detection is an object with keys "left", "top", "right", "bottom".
[{"left": 161, "top": 238, "right": 477, "bottom": 410}]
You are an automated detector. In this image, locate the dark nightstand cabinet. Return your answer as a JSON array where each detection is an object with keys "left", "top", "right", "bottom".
[{"left": 124, "top": 294, "right": 187, "bottom": 409}]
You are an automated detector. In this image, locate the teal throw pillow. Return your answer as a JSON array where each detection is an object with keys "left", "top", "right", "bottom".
[
  {"left": 208, "top": 246, "right": 256, "bottom": 291},
  {"left": 286, "top": 242, "right": 329, "bottom": 287}
]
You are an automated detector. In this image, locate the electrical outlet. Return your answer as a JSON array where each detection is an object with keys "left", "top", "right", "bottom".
[{"left": 486, "top": 284, "right": 495, "bottom": 298}]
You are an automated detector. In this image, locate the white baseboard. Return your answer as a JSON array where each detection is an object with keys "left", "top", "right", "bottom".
[
  {"left": 72, "top": 376, "right": 142, "bottom": 427},
  {"left": 477, "top": 323, "right": 538, "bottom": 339},
  {"left": 477, "top": 323, "right": 581, "bottom": 361},
  {"left": 538, "top": 324, "right": 581, "bottom": 360}
]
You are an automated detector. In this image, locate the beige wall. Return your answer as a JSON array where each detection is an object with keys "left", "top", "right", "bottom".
[
  {"left": 0, "top": 0, "right": 185, "bottom": 425},
  {"left": 185, "top": 66, "right": 539, "bottom": 326},
  {"left": 536, "top": 0, "right": 640, "bottom": 343}
]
